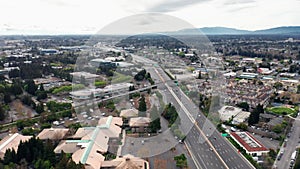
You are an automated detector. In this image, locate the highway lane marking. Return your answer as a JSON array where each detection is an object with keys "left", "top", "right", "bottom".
[
  {"left": 185, "top": 141, "right": 205, "bottom": 169},
  {"left": 153, "top": 67, "right": 229, "bottom": 169}
]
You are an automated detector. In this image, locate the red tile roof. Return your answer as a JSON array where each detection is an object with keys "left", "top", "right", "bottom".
[{"left": 230, "top": 132, "right": 268, "bottom": 152}]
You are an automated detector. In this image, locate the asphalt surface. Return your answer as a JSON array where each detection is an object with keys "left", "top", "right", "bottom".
[
  {"left": 146, "top": 65, "right": 255, "bottom": 169},
  {"left": 112, "top": 53, "right": 256, "bottom": 169},
  {"left": 273, "top": 111, "right": 300, "bottom": 169}
]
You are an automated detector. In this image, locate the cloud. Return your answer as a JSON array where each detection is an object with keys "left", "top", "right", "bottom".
[
  {"left": 226, "top": 5, "right": 256, "bottom": 12},
  {"left": 223, "top": 0, "right": 256, "bottom": 5},
  {"left": 145, "top": 0, "right": 211, "bottom": 12}
]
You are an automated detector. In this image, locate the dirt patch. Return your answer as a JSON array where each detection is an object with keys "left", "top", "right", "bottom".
[
  {"left": 153, "top": 158, "right": 167, "bottom": 169},
  {"left": 8, "top": 99, "right": 37, "bottom": 122}
]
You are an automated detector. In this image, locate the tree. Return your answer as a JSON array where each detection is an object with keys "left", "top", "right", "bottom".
[
  {"left": 10, "top": 83, "right": 23, "bottom": 96},
  {"left": 248, "top": 104, "right": 264, "bottom": 125},
  {"left": 129, "top": 85, "right": 135, "bottom": 91},
  {"left": 237, "top": 123, "right": 248, "bottom": 130},
  {"left": 25, "top": 79, "right": 37, "bottom": 95},
  {"left": 37, "top": 91, "right": 47, "bottom": 100},
  {"left": 274, "top": 82, "right": 283, "bottom": 90},
  {"left": 243, "top": 66, "right": 246, "bottom": 72},
  {"left": 134, "top": 69, "right": 146, "bottom": 81},
  {"left": 289, "top": 64, "right": 298, "bottom": 73},
  {"left": 138, "top": 95, "right": 147, "bottom": 112},
  {"left": 272, "top": 124, "right": 283, "bottom": 133},
  {"left": 162, "top": 103, "right": 180, "bottom": 126},
  {"left": 3, "top": 93, "right": 11, "bottom": 104},
  {"left": 0, "top": 105, "right": 6, "bottom": 121},
  {"left": 21, "top": 95, "right": 34, "bottom": 107},
  {"left": 8, "top": 69, "right": 20, "bottom": 78},
  {"left": 197, "top": 71, "right": 202, "bottom": 79},
  {"left": 3, "top": 149, "right": 17, "bottom": 164},
  {"left": 174, "top": 154, "right": 188, "bottom": 168},
  {"left": 268, "top": 149, "right": 277, "bottom": 160},
  {"left": 149, "top": 118, "right": 161, "bottom": 133},
  {"left": 236, "top": 102, "right": 249, "bottom": 111},
  {"left": 39, "top": 84, "right": 45, "bottom": 91},
  {"left": 36, "top": 103, "right": 44, "bottom": 114}
]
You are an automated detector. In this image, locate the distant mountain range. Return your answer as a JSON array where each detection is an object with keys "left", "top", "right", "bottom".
[{"left": 173, "top": 26, "right": 300, "bottom": 35}]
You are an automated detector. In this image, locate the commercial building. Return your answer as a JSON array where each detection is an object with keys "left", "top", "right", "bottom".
[
  {"left": 101, "top": 154, "right": 150, "bottom": 169},
  {"left": 218, "top": 106, "right": 250, "bottom": 124},
  {"left": 37, "top": 128, "right": 69, "bottom": 140},
  {"left": 120, "top": 108, "right": 139, "bottom": 119},
  {"left": 0, "top": 133, "right": 32, "bottom": 159},
  {"left": 239, "top": 73, "right": 258, "bottom": 79},
  {"left": 70, "top": 71, "right": 100, "bottom": 83},
  {"left": 54, "top": 116, "right": 123, "bottom": 169},
  {"left": 90, "top": 58, "right": 118, "bottom": 68},
  {"left": 219, "top": 106, "right": 242, "bottom": 121},
  {"left": 129, "top": 117, "right": 151, "bottom": 133},
  {"left": 230, "top": 132, "right": 269, "bottom": 156}
]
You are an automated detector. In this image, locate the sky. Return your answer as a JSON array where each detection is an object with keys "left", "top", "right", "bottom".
[{"left": 0, "top": 0, "right": 299, "bottom": 35}]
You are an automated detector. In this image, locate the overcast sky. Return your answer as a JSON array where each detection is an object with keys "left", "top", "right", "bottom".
[{"left": 0, "top": 0, "right": 299, "bottom": 35}]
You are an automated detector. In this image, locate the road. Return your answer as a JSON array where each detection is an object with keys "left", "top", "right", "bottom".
[
  {"left": 148, "top": 66, "right": 254, "bottom": 169},
  {"left": 129, "top": 48, "right": 255, "bottom": 169},
  {"left": 273, "top": 108, "right": 300, "bottom": 169}
]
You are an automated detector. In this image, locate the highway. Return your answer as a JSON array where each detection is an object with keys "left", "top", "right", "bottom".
[
  {"left": 129, "top": 52, "right": 255, "bottom": 169},
  {"left": 148, "top": 66, "right": 255, "bottom": 169}
]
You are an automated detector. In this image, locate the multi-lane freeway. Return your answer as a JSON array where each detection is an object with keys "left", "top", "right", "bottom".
[{"left": 131, "top": 53, "right": 255, "bottom": 169}]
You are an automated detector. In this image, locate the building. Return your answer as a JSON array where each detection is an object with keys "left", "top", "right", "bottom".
[
  {"left": 239, "top": 73, "right": 258, "bottom": 79},
  {"left": 70, "top": 71, "right": 100, "bottom": 83},
  {"left": 70, "top": 82, "right": 133, "bottom": 100},
  {"left": 90, "top": 58, "right": 118, "bottom": 68},
  {"left": 242, "top": 58, "right": 256, "bottom": 63},
  {"left": 0, "top": 133, "right": 32, "bottom": 159},
  {"left": 219, "top": 106, "right": 242, "bottom": 121},
  {"left": 54, "top": 116, "right": 123, "bottom": 169},
  {"left": 218, "top": 106, "right": 250, "bottom": 124},
  {"left": 37, "top": 128, "right": 69, "bottom": 140},
  {"left": 257, "top": 68, "right": 273, "bottom": 75},
  {"left": 101, "top": 154, "right": 150, "bottom": 169},
  {"left": 225, "top": 79, "right": 273, "bottom": 108},
  {"left": 120, "top": 108, "right": 139, "bottom": 119},
  {"left": 232, "top": 111, "right": 251, "bottom": 125},
  {"left": 129, "top": 117, "right": 151, "bottom": 133},
  {"left": 40, "top": 48, "right": 59, "bottom": 55},
  {"left": 230, "top": 132, "right": 269, "bottom": 156},
  {"left": 223, "top": 72, "right": 237, "bottom": 78}
]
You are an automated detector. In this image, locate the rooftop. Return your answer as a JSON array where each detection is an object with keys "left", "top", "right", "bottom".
[
  {"left": 0, "top": 133, "right": 32, "bottom": 159},
  {"left": 56, "top": 116, "right": 123, "bottom": 169},
  {"left": 70, "top": 71, "right": 100, "bottom": 79},
  {"left": 101, "top": 154, "right": 149, "bottom": 169},
  {"left": 129, "top": 117, "right": 151, "bottom": 127},
  {"left": 230, "top": 132, "right": 268, "bottom": 152},
  {"left": 37, "top": 128, "right": 69, "bottom": 140},
  {"left": 120, "top": 108, "right": 139, "bottom": 118}
]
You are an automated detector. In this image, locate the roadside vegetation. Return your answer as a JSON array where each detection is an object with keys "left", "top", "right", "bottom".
[{"left": 174, "top": 154, "right": 188, "bottom": 168}]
